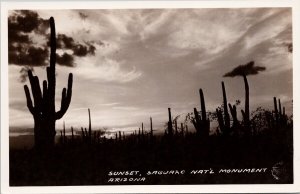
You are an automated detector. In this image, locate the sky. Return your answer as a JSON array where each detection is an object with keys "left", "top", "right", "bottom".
[{"left": 8, "top": 8, "right": 292, "bottom": 134}]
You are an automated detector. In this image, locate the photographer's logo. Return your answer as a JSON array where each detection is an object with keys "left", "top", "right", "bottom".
[{"left": 271, "top": 162, "right": 286, "bottom": 180}]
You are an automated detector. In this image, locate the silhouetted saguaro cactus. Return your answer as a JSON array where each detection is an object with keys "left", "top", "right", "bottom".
[
  {"left": 175, "top": 120, "right": 178, "bottom": 135},
  {"left": 88, "top": 108, "right": 92, "bottom": 144},
  {"left": 24, "top": 17, "right": 73, "bottom": 150},
  {"left": 71, "top": 126, "right": 74, "bottom": 142},
  {"left": 167, "top": 108, "right": 173, "bottom": 136},
  {"left": 81, "top": 127, "right": 85, "bottom": 139},
  {"left": 224, "top": 61, "right": 266, "bottom": 130},
  {"left": 216, "top": 82, "right": 231, "bottom": 136},
  {"left": 150, "top": 117, "right": 153, "bottom": 138},
  {"left": 185, "top": 125, "right": 189, "bottom": 135},
  {"left": 272, "top": 97, "right": 288, "bottom": 129},
  {"left": 192, "top": 89, "right": 210, "bottom": 137},
  {"left": 119, "top": 131, "right": 122, "bottom": 141}
]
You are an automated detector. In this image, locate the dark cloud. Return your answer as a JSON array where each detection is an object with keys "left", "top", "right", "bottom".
[
  {"left": 8, "top": 10, "right": 44, "bottom": 33},
  {"left": 8, "top": 10, "right": 97, "bottom": 70},
  {"left": 56, "top": 34, "right": 75, "bottom": 49},
  {"left": 8, "top": 10, "right": 48, "bottom": 69},
  {"left": 8, "top": 45, "right": 48, "bottom": 66},
  {"left": 223, "top": 61, "right": 266, "bottom": 77},
  {"left": 48, "top": 34, "right": 96, "bottom": 56},
  {"left": 56, "top": 53, "right": 74, "bottom": 67},
  {"left": 73, "top": 44, "right": 96, "bottom": 56}
]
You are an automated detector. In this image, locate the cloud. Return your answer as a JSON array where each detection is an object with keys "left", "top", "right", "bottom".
[
  {"left": 75, "top": 56, "right": 142, "bottom": 83},
  {"left": 56, "top": 53, "right": 74, "bottom": 67},
  {"left": 50, "top": 34, "right": 96, "bottom": 57},
  {"left": 9, "top": 45, "right": 48, "bottom": 66},
  {"left": 8, "top": 10, "right": 48, "bottom": 67},
  {"left": 242, "top": 9, "right": 291, "bottom": 49},
  {"left": 8, "top": 10, "right": 98, "bottom": 69},
  {"left": 8, "top": 8, "right": 293, "bottom": 133}
]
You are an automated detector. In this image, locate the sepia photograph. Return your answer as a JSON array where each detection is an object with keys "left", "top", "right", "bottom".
[{"left": 1, "top": 1, "right": 300, "bottom": 193}]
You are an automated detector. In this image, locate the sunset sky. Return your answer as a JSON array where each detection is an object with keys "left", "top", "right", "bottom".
[{"left": 8, "top": 8, "right": 292, "bottom": 134}]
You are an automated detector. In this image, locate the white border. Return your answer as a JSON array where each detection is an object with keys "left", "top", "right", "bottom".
[{"left": 1, "top": 1, "right": 300, "bottom": 193}]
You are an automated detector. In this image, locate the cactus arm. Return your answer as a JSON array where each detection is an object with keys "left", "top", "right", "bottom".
[
  {"left": 55, "top": 88, "right": 67, "bottom": 120},
  {"left": 193, "top": 108, "right": 201, "bottom": 125},
  {"left": 27, "top": 70, "right": 42, "bottom": 109},
  {"left": 55, "top": 73, "right": 73, "bottom": 120},
  {"left": 33, "top": 76, "right": 42, "bottom": 108},
  {"left": 24, "top": 85, "right": 35, "bottom": 115}
]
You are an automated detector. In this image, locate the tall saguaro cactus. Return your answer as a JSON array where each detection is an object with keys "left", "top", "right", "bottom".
[
  {"left": 224, "top": 61, "right": 265, "bottom": 129},
  {"left": 24, "top": 17, "right": 73, "bottom": 149},
  {"left": 192, "top": 89, "right": 210, "bottom": 137}
]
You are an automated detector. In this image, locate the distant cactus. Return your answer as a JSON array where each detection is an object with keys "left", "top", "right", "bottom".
[
  {"left": 192, "top": 89, "right": 210, "bottom": 137},
  {"left": 88, "top": 108, "right": 92, "bottom": 143},
  {"left": 23, "top": 17, "right": 73, "bottom": 149},
  {"left": 119, "top": 131, "right": 122, "bottom": 141},
  {"left": 71, "top": 126, "right": 74, "bottom": 142},
  {"left": 185, "top": 125, "right": 189, "bottom": 135},
  {"left": 174, "top": 119, "right": 178, "bottom": 135},
  {"left": 228, "top": 103, "right": 239, "bottom": 128},
  {"left": 216, "top": 82, "right": 231, "bottom": 136},
  {"left": 266, "top": 97, "right": 288, "bottom": 130},
  {"left": 180, "top": 123, "right": 184, "bottom": 136},
  {"left": 150, "top": 117, "right": 154, "bottom": 138},
  {"left": 81, "top": 127, "right": 85, "bottom": 138},
  {"left": 167, "top": 108, "right": 173, "bottom": 136}
]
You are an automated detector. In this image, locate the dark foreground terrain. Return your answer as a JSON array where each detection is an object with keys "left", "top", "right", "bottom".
[{"left": 10, "top": 127, "right": 293, "bottom": 186}]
